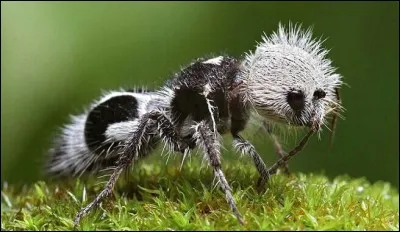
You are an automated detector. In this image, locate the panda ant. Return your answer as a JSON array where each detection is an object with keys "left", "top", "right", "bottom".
[{"left": 46, "top": 23, "right": 344, "bottom": 226}]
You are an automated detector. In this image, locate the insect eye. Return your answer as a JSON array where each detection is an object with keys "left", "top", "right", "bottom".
[
  {"left": 313, "top": 89, "right": 326, "bottom": 99},
  {"left": 287, "top": 90, "right": 305, "bottom": 113}
]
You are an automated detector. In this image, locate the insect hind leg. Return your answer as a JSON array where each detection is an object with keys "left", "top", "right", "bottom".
[
  {"left": 73, "top": 114, "right": 152, "bottom": 227},
  {"left": 73, "top": 162, "right": 125, "bottom": 227},
  {"left": 73, "top": 110, "right": 189, "bottom": 227}
]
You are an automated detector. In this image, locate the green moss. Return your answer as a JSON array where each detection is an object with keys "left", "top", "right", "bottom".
[{"left": 1, "top": 160, "right": 398, "bottom": 230}]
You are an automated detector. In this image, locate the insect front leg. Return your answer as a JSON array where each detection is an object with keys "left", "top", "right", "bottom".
[
  {"left": 232, "top": 134, "right": 270, "bottom": 192},
  {"left": 329, "top": 87, "right": 342, "bottom": 147},
  {"left": 262, "top": 121, "right": 290, "bottom": 175},
  {"left": 267, "top": 130, "right": 314, "bottom": 176},
  {"left": 193, "top": 121, "right": 244, "bottom": 225}
]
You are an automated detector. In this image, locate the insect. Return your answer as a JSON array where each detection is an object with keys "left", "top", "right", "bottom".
[{"left": 46, "top": 23, "right": 343, "bottom": 226}]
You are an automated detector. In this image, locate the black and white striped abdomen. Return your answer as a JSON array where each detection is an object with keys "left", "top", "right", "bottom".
[{"left": 47, "top": 89, "right": 169, "bottom": 177}]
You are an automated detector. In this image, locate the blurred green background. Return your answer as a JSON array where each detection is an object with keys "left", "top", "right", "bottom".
[{"left": 1, "top": 2, "right": 398, "bottom": 188}]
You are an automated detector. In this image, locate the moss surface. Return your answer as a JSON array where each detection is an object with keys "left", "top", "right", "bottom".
[{"left": 1, "top": 161, "right": 398, "bottom": 230}]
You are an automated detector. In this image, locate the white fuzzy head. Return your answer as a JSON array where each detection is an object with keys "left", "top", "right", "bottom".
[{"left": 241, "top": 23, "right": 343, "bottom": 130}]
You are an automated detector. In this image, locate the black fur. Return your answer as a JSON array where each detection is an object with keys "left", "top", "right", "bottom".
[
  {"left": 168, "top": 56, "right": 242, "bottom": 135},
  {"left": 84, "top": 95, "right": 139, "bottom": 152}
]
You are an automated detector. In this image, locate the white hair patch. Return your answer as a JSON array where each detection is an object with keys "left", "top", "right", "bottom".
[{"left": 202, "top": 56, "right": 223, "bottom": 65}]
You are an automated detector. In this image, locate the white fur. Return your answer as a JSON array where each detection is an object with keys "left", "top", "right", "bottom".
[
  {"left": 202, "top": 56, "right": 223, "bottom": 65},
  {"left": 241, "top": 22, "right": 343, "bottom": 127},
  {"left": 48, "top": 113, "right": 94, "bottom": 176},
  {"left": 105, "top": 121, "right": 139, "bottom": 142},
  {"left": 202, "top": 84, "right": 218, "bottom": 136}
]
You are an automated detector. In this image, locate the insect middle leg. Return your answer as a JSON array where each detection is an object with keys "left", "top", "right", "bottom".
[
  {"left": 73, "top": 111, "right": 188, "bottom": 227},
  {"left": 194, "top": 121, "right": 244, "bottom": 225}
]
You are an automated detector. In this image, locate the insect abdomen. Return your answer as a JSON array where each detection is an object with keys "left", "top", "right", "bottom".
[{"left": 47, "top": 91, "right": 157, "bottom": 177}]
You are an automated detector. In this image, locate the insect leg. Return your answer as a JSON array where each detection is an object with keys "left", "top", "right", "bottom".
[
  {"left": 150, "top": 110, "right": 189, "bottom": 154},
  {"left": 73, "top": 161, "right": 126, "bottom": 227},
  {"left": 73, "top": 111, "right": 154, "bottom": 227},
  {"left": 267, "top": 129, "right": 314, "bottom": 176},
  {"left": 329, "top": 87, "right": 341, "bottom": 148},
  {"left": 262, "top": 121, "right": 290, "bottom": 175},
  {"left": 194, "top": 121, "right": 244, "bottom": 225},
  {"left": 73, "top": 110, "right": 187, "bottom": 227},
  {"left": 232, "top": 134, "right": 270, "bottom": 192}
]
